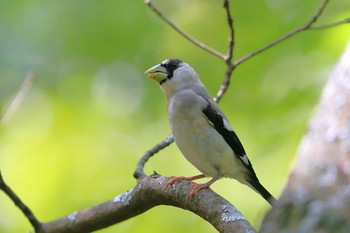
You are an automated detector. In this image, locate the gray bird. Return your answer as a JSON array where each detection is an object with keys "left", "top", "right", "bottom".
[{"left": 145, "top": 58, "right": 276, "bottom": 206}]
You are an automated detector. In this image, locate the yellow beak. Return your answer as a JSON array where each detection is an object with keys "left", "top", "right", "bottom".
[{"left": 144, "top": 64, "right": 168, "bottom": 83}]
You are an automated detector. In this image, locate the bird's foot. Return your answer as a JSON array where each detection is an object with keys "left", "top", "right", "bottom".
[
  {"left": 167, "top": 174, "right": 206, "bottom": 186},
  {"left": 167, "top": 174, "right": 212, "bottom": 197},
  {"left": 188, "top": 174, "right": 221, "bottom": 197},
  {"left": 189, "top": 183, "right": 212, "bottom": 197},
  {"left": 167, "top": 176, "right": 188, "bottom": 185}
]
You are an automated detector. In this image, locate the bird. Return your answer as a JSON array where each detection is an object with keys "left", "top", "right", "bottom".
[{"left": 144, "top": 58, "right": 276, "bottom": 206}]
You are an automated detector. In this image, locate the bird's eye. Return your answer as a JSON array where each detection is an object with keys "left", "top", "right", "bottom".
[
  {"left": 170, "top": 63, "right": 177, "bottom": 69},
  {"left": 161, "top": 62, "right": 179, "bottom": 70},
  {"left": 160, "top": 59, "right": 182, "bottom": 79}
]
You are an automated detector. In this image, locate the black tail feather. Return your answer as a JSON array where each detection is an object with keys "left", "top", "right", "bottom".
[{"left": 246, "top": 175, "right": 276, "bottom": 206}]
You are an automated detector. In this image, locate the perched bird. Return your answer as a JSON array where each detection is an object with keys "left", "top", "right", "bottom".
[{"left": 145, "top": 58, "right": 276, "bottom": 206}]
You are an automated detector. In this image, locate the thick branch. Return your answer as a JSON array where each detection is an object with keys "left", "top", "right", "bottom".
[
  {"left": 260, "top": 41, "right": 350, "bottom": 233},
  {"left": 2, "top": 1, "right": 348, "bottom": 232},
  {"left": 40, "top": 175, "right": 255, "bottom": 233}
]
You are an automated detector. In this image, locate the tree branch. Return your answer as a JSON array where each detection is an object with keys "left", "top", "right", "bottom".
[
  {"left": 0, "top": 71, "right": 37, "bottom": 124},
  {"left": 223, "top": 0, "right": 235, "bottom": 64},
  {"left": 2, "top": 0, "right": 349, "bottom": 232},
  {"left": 234, "top": 0, "right": 330, "bottom": 67},
  {"left": 0, "top": 172, "right": 42, "bottom": 232},
  {"left": 40, "top": 175, "right": 256, "bottom": 233},
  {"left": 310, "top": 17, "right": 350, "bottom": 29},
  {"left": 0, "top": 72, "right": 40, "bottom": 231},
  {"left": 143, "top": 0, "right": 349, "bottom": 105},
  {"left": 133, "top": 135, "right": 174, "bottom": 179},
  {"left": 144, "top": 0, "right": 225, "bottom": 60},
  {"left": 214, "top": 0, "right": 236, "bottom": 103}
]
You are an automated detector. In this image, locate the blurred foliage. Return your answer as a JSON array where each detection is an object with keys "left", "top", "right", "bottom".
[{"left": 0, "top": 0, "right": 349, "bottom": 232}]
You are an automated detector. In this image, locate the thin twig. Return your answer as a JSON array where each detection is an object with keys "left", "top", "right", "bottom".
[
  {"left": 134, "top": 135, "right": 174, "bottom": 179},
  {"left": 310, "top": 17, "right": 350, "bottom": 29},
  {"left": 234, "top": 0, "right": 330, "bottom": 67},
  {"left": 0, "top": 72, "right": 40, "bottom": 231},
  {"left": 0, "top": 71, "right": 37, "bottom": 124},
  {"left": 214, "top": 0, "right": 236, "bottom": 103},
  {"left": 223, "top": 0, "right": 235, "bottom": 64},
  {"left": 144, "top": 0, "right": 225, "bottom": 60},
  {"left": 0, "top": 172, "right": 42, "bottom": 232},
  {"left": 214, "top": 63, "right": 235, "bottom": 103}
]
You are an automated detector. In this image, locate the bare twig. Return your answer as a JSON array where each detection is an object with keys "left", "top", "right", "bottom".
[
  {"left": 143, "top": 0, "right": 348, "bottom": 104},
  {"left": 214, "top": 63, "right": 235, "bottom": 103},
  {"left": 310, "top": 17, "right": 350, "bottom": 29},
  {"left": 0, "top": 71, "right": 37, "bottom": 124},
  {"left": 0, "top": 72, "right": 39, "bottom": 230},
  {"left": 234, "top": 0, "right": 330, "bottom": 67},
  {"left": 133, "top": 135, "right": 174, "bottom": 179},
  {"left": 214, "top": 0, "right": 236, "bottom": 103},
  {"left": 144, "top": 0, "right": 225, "bottom": 60},
  {"left": 223, "top": 0, "right": 235, "bottom": 64},
  {"left": 0, "top": 172, "right": 42, "bottom": 232}
]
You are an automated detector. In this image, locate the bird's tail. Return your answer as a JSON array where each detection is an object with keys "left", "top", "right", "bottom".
[{"left": 246, "top": 175, "right": 276, "bottom": 206}]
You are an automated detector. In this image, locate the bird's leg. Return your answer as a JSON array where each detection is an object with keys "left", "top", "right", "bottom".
[
  {"left": 189, "top": 173, "right": 221, "bottom": 197},
  {"left": 167, "top": 174, "right": 206, "bottom": 185}
]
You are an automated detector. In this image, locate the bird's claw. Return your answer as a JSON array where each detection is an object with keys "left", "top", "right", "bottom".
[
  {"left": 188, "top": 183, "right": 211, "bottom": 197},
  {"left": 167, "top": 176, "right": 188, "bottom": 186},
  {"left": 167, "top": 174, "right": 211, "bottom": 198}
]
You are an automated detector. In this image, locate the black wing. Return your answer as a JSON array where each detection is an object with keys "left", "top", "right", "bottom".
[
  {"left": 202, "top": 103, "right": 276, "bottom": 206},
  {"left": 202, "top": 104, "right": 256, "bottom": 175}
]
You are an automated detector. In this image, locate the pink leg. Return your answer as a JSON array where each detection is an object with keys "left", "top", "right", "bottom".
[
  {"left": 189, "top": 174, "right": 221, "bottom": 197},
  {"left": 167, "top": 174, "right": 206, "bottom": 186}
]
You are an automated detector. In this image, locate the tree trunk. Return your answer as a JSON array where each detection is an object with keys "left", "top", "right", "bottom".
[{"left": 260, "top": 41, "right": 350, "bottom": 233}]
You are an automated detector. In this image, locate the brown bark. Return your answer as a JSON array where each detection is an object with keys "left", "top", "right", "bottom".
[{"left": 39, "top": 175, "right": 255, "bottom": 233}]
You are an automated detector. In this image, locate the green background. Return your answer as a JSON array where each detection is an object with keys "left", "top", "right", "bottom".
[{"left": 0, "top": 0, "right": 349, "bottom": 232}]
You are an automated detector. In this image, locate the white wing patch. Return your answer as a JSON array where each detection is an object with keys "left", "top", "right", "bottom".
[
  {"left": 204, "top": 114, "right": 215, "bottom": 127},
  {"left": 223, "top": 118, "right": 233, "bottom": 131},
  {"left": 239, "top": 154, "right": 250, "bottom": 166}
]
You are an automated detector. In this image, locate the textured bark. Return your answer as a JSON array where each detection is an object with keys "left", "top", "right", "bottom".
[
  {"left": 39, "top": 175, "right": 255, "bottom": 233},
  {"left": 260, "top": 41, "right": 350, "bottom": 233}
]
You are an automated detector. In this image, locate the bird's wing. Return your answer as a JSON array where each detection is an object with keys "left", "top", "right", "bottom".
[
  {"left": 201, "top": 99, "right": 277, "bottom": 205},
  {"left": 201, "top": 100, "right": 257, "bottom": 177}
]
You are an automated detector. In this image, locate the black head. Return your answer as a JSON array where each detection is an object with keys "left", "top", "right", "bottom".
[{"left": 160, "top": 58, "right": 183, "bottom": 79}]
